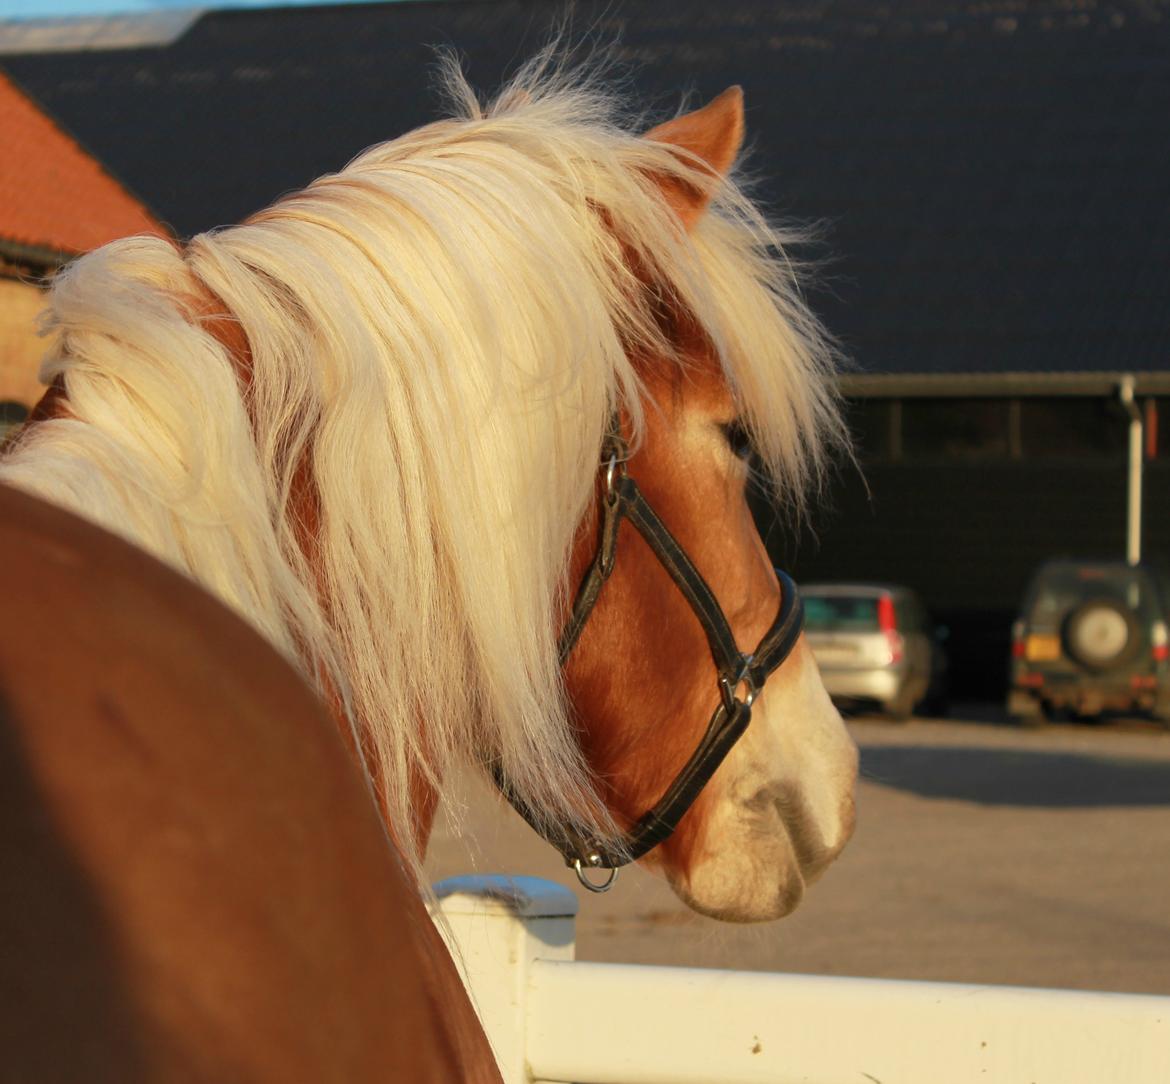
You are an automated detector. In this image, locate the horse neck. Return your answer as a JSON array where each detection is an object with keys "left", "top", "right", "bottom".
[
  {"left": 313, "top": 668, "right": 441, "bottom": 852},
  {"left": 20, "top": 278, "right": 449, "bottom": 859},
  {"left": 191, "top": 284, "right": 446, "bottom": 855},
  {"left": 409, "top": 768, "right": 441, "bottom": 853}
]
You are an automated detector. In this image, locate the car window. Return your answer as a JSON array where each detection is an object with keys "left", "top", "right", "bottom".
[
  {"left": 804, "top": 596, "right": 879, "bottom": 632},
  {"left": 1027, "top": 565, "right": 1157, "bottom": 626}
]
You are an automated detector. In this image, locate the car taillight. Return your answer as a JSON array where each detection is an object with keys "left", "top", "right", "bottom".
[
  {"left": 1011, "top": 618, "right": 1026, "bottom": 659},
  {"left": 878, "top": 594, "right": 903, "bottom": 664},
  {"left": 1153, "top": 622, "right": 1169, "bottom": 663}
]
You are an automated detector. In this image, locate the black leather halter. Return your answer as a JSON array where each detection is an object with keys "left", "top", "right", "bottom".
[{"left": 494, "top": 424, "right": 804, "bottom": 890}]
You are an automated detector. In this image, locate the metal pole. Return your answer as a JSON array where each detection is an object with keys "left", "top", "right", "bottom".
[{"left": 1119, "top": 376, "right": 1143, "bottom": 566}]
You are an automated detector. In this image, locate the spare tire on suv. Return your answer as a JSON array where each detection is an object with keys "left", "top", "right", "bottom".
[
  {"left": 1008, "top": 560, "right": 1170, "bottom": 726},
  {"left": 1063, "top": 599, "right": 1142, "bottom": 671}
]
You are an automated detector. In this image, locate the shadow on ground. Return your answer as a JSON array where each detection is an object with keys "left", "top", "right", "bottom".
[{"left": 860, "top": 745, "right": 1170, "bottom": 807}]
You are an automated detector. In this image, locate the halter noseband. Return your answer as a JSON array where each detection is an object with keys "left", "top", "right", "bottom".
[{"left": 494, "top": 423, "right": 804, "bottom": 891}]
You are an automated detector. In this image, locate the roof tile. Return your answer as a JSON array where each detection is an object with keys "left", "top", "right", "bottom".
[{"left": 0, "top": 68, "right": 163, "bottom": 258}]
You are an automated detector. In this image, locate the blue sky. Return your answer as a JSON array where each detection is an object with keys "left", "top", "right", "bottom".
[{"left": 0, "top": 0, "right": 394, "bottom": 18}]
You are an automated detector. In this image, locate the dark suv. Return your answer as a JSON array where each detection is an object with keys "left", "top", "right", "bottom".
[{"left": 1008, "top": 560, "right": 1170, "bottom": 725}]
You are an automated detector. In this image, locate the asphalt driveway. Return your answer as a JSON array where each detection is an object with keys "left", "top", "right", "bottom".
[{"left": 426, "top": 712, "right": 1170, "bottom": 994}]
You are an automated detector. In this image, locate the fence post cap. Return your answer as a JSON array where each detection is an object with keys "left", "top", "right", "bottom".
[{"left": 433, "top": 874, "right": 579, "bottom": 918}]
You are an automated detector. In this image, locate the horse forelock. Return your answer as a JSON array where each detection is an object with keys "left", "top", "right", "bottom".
[{"left": 0, "top": 60, "right": 843, "bottom": 890}]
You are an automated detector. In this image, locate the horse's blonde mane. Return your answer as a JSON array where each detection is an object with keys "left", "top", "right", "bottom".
[{"left": 0, "top": 56, "right": 842, "bottom": 889}]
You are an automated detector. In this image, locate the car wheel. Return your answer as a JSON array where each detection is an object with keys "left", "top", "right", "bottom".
[
  {"left": 1008, "top": 692, "right": 1046, "bottom": 727},
  {"left": 886, "top": 683, "right": 915, "bottom": 722}
]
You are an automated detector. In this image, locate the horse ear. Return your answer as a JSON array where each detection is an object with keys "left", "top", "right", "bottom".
[{"left": 643, "top": 86, "right": 744, "bottom": 229}]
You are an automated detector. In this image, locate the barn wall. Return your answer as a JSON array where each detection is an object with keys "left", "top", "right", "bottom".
[
  {"left": 756, "top": 408, "right": 1170, "bottom": 701},
  {"left": 0, "top": 276, "right": 49, "bottom": 409}
]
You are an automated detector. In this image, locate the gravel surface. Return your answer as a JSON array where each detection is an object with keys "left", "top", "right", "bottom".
[{"left": 426, "top": 711, "right": 1170, "bottom": 994}]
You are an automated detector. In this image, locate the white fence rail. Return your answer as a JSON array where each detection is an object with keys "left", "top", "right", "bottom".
[{"left": 434, "top": 874, "right": 1170, "bottom": 1084}]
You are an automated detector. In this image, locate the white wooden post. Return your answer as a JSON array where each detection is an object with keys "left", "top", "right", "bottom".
[
  {"left": 433, "top": 874, "right": 1170, "bottom": 1084},
  {"left": 525, "top": 962, "right": 1170, "bottom": 1084},
  {"left": 433, "top": 874, "right": 577, "bottom": 1084}
]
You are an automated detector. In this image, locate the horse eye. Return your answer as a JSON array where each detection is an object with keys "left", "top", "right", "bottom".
[{"left": 720, "top": 419, "right": 754, "bottom": 461}]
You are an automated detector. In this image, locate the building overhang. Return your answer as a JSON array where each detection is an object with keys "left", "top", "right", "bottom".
[
  {"left": 0, "top": 237, "right": 70, "bottom": 275},
  {"left": 839, "top": 371, "right": 1170, "bottom": 398}
]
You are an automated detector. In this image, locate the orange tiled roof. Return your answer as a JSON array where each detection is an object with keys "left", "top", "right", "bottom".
[{"left": 0, "top": 69, "right": 165, "bottom": 258}]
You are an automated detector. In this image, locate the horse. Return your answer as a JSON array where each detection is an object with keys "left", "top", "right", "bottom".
[
  {"left": 0, "top": 483, "right": 501, "bottom": 1083},
  {"left": 0, "top": 55, "right": 858, "bottom": 1068}
]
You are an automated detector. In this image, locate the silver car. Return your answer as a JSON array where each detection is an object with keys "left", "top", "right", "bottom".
[{"left": 802, "top": 584, "right": 946, "bottom": 719}]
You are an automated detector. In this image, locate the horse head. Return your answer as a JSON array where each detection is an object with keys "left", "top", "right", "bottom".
[
  {"left": 544, "top": 90, "right": 857, "bottom": 921},
  {"left": 1, "top": 61, "right": 856, "bottom": 924}
]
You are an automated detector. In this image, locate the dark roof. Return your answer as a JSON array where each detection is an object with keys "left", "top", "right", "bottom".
[{"left": 3, "top": 0, "right": 1170, "bottom": 382}]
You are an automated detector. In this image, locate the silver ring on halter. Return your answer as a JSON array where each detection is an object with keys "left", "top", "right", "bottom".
[
  {"left": 574, "top": 853, "right": 618, "bottom": 893},
  {"left": 720, "top": 655, "right": 758, "bottom": 713},
  {"left": 604, "top": 453, "right": 620, "bottom": 504}
]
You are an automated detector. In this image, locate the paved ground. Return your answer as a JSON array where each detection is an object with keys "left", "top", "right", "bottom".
[{"left": 425, "top": 708, "right": 1170, "bottom": 994}]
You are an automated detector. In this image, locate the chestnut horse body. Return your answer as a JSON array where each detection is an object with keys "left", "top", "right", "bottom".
[
  {"left": 1, "top": 57, "right": 856, "bottom": 1076},
  {"left": 0, "top": 485, "right": 500, "bottom": 1083}
]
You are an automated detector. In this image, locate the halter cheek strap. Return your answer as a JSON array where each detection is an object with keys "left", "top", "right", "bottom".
[{"left": 493, "top": 427, "right": 804, "bottom": 888}]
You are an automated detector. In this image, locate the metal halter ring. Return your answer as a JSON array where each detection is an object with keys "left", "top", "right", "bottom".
[
  {"left": 719, "top": 656, "right": 758, "bottom": 713},
  {"left": 602, "top": 433, "right": 628, "bottom": 505},
  {"left": 604, "top": 453, "right": 622, "bottom": 505},
  {"left": 573, "top": 853, "right": 619, "bottom": 893}
]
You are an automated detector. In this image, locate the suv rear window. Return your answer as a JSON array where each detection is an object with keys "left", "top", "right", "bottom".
[
  {"left": 804, "top": 596, "right": 880, "bottom": 632},
  {"left": 1026, "top": 564, "right": 1157, "bottom": 628}
]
